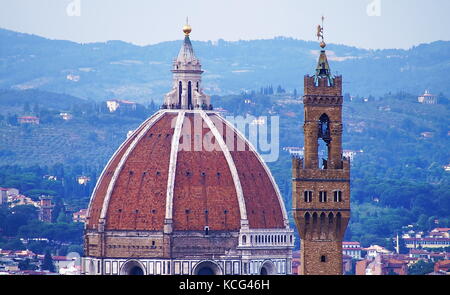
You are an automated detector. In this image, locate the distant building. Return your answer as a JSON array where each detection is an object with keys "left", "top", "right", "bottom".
[
  {"left": 404, "top": 237, "right": 450, "bottom": 249},
  {"left": 106, "top": 99, "right": 137, "bottom": 112},
  {"left": 38, "top": 195, "right": 54, "bottom": 223},
  {"left": 418, "top": 90, "right": 438, "bottom": 104},
  {"left": 0, "top": 188, "right": 7, "bottom": 205},
  {"left": 9, "top": 194, "right": 39, "bottom": 208},
  {"left": 342, "top": 255, "right": 353, "bottom": 274},
  {"left": 420, "top": 131, "right": 434, "bottom": 138},
  {"left": 430, "top": 228, "right": 450, "bottom": 238},
  {"left": 343, "top": 241, "right": 362, "bottom": 259},
  {"left": 5, "top": 188, "right": 19, "bottom": 198},
  {"left": 43, "top": 175, "right": 58, "bottom": 181},
  {"left": 409, "top": 249, "right": 431, "bottom": 260},
  {"left": 73, "top": 209, "right": 87, "bottom": 223},
  {"left": 434, "top": 260, "right": 450, "bottom": 274},
  {"left": 59, "top": 112, "right": 73, "bottom": 121},
  {"left": 355, "top": 259, "right": 368, "bottom": 275},
  {"left": 356, "top": 254, "right": 408, "bottom": 275},
  {"left": 66, "top": 74, "right": 80, "bottom": 82},
  {"left": 17, "top": 116, "right": 39, "bottom": 125},
  {"left": 77, "top": 176, "right": 90, "bottom": 185},
  {"left": 364, "top": 245, "right": 392, "bottom": 258}
]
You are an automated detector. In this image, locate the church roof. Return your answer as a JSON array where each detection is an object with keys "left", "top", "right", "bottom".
[
  {"left": 176, "top": 35, "right": 197, "bottom": 63},
  {"left": 86, "top": 110, "right": 289, "bottom": 232}
]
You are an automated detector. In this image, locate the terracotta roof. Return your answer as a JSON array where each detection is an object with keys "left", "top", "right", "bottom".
[
  {"left": 432, "top": 228, "right": 450, "bottom": 232},
  {"left": 86, "top": 110, "right": 287, "bottom": 232}
]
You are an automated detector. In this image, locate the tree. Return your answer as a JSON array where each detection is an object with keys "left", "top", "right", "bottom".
[
  {"left": 408, "top": 260, "right": 434, "bottom": 275},
  {"left": 18, "top": 258, "right": 38, "bottom": 271},
  {"left": 67, "top": 244, "right": 83, "bottom": 256},
  {"left": 41, "top": 250, "right": 55, "bottom": 272}
]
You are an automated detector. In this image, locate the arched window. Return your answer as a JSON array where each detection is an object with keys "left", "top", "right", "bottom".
[
  {"left": 178, "top": 81, "right": 182, "bottom": 107},
  {"left": 318, "top": 113, "right": 331, "bottom": 169},
  {"left": 188, "top": 81, "right": 192, "bottom": 109},
  {"left": 305, "top": 212, "right": 311, "bottom": 225},
  {"left": 242, "top": 235, "right": 247, "bottom": 245},
  {"left": 319, "top": 191, "right": 327, "bottom": 202},
  {"left": 320, "top": 255, "right": 327, "bottom": 263},
  {"left": 319, "top": 114, "right": 330, "bottom": 141}
]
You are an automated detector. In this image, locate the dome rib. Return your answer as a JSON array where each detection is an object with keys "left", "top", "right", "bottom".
[
  {"left": 201, "top": 111, "right": 248, "bottom": 227},
  {"left": 98, "top": 111, "right": 165, "bottom": 228},
  {"left": 218, "top": 115, "right": 290, "bottom": 228},
  {"left": 164, "top": 111, "right": 186, "bottom": 229}
]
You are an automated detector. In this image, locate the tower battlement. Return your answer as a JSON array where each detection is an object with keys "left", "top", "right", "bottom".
[{"left": 304, "top": 75, "right": 342, "bottom": 97}]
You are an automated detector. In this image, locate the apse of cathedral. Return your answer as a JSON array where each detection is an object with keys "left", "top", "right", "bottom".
[
  {"left": 82, "top": 22, "right": 294, "bottom": 275},
  {"left": 292, "top": 18, "right": 351, "bottom": 275}
]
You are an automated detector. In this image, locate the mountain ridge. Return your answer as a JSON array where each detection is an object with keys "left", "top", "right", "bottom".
[{"left": 1, "top": 27, "right": 449, "bottom": 103}]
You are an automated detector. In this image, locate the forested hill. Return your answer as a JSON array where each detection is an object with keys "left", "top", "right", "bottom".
[
  {"left": 1, "top": 28, "right": 449, "bottom": 103},
  {"left": 0, "top": 88, "right": 449, "bottom": 247}
]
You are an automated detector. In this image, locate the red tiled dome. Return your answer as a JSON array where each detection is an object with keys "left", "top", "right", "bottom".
[{"left": 86, "top": 110, "right": 288, "bottom": 232}]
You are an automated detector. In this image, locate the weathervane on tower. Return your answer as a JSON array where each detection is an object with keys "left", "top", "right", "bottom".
[{"left": 316, "top": 15, "right": 326, "bottom": 48}]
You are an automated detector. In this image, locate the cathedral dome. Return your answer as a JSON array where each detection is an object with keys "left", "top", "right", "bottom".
[
  {"left": 86, "top": 110, "right": 289, "bottom": 232},
  {"left": 83, "top": 23, "right": 293, "bottom": 276}
]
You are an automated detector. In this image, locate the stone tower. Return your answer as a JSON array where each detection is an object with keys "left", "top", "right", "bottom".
[
  {"left": 39, "top": 195, "right": 54, "bottom": 223},
  {"left": 292, "top": 21, "right": 350, "bottom": 275}
]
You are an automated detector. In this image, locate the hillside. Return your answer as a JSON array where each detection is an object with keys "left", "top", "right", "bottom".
[
  {"left": 0, "top": 88, "right": 449, "bottom": 247},
  {"left": 1, "top": 28, "right": 450, "bottom": 103}
]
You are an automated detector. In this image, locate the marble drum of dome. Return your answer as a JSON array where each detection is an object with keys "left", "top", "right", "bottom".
[{"left": 82, "top": 24, "right": 294, "bottom": 276}]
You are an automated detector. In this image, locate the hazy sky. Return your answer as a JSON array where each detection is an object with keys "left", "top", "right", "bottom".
[{"left": 0, "top": 0, "right": 449, "bottom": 49}]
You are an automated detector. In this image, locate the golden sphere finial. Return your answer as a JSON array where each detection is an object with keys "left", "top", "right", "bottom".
[
  {"left": 183, "top": 17, "right": 191, "bottom": 36},
  {"left": 320, "top": 41, "right": 326, "bottom": 49},
  {"left": 183, "top": 24, "right": 191, "bottom": 36}
]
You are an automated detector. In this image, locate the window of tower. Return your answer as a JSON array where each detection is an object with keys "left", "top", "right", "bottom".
[
  {"left": 304, "top": 190, "right": 312, "bottom": 202},
  {"left": 319, "top": 191, "right": 327, "bottom": 202},
  {"left": 305, "top": 213, "right": 311, "bottom": 225},
  {"left": 319, "top": 114, "right": 331, "bottom": 140},
  {"left": 318, "top": 114, "right": 331, "bottom": 169},
  {"left": 188, "top": 81, "right": 193, "bottom": 109},
  {"left": 320, "top": 255, "right": 327, "bottom": 263},
  {"left": 178, "top": 81, "right": 182, "bottom": 107},
  {"left": 334, "top": 190, "right": 342, "bottom": 202}
]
